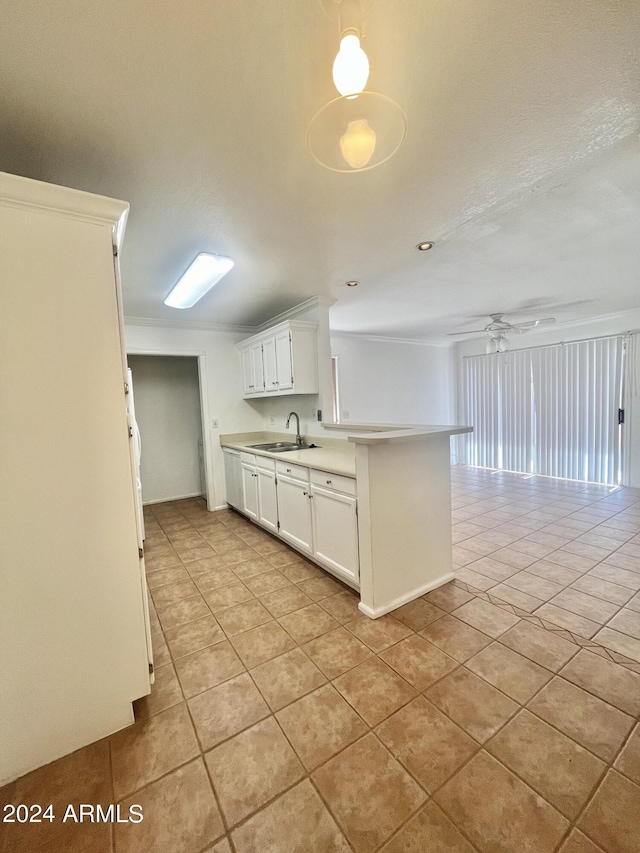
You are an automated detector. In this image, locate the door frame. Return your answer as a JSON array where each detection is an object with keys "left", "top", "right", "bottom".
[{"left": 125, "top": 348, "right": 215, "bottom": 510}]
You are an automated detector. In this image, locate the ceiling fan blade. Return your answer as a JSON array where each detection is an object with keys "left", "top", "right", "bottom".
[
  {"left": 446, "top": 328, "right": 489, "bottom": 336},
  {"left": 512, "top": 317, "right": 556, "bottom": 329}
]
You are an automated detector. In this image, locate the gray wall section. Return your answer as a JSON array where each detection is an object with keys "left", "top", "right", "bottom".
[{"left": 128, "top": 355, "right": 203, "bottom": 503}]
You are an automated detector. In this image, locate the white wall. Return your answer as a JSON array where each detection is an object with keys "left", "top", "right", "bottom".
[
  {"left": 124, "top": 324, "right": 264, "bottom": 509},
  {"left": 330, "top": 335, "right": 456, "bottom": 426},
  {"left": 454, "top": 310, "right": 640, "bottom": 487},
  {"left": 128, "top": 355, "right": 203, "bottom": 504}
]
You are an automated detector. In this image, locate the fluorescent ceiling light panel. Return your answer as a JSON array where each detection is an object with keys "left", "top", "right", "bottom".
[{"left": 164, "top": 253, "right": 234, "bottom": 308}]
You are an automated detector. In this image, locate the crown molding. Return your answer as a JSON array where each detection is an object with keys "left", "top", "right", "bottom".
[
  {"left": 0, "top": 170, "right": 129, "bottom": 250},
  {"left": 123, "top": 316, "right": 257, "bottom": 334},
  {"left": 257, "top": 296, "right": 336, "bottom": 331},
  {"left": 124, "top": 297, "right": 337, "bottom": 336},
  {"left": 330, "top": 332, "right": 452, "bottom": 347}
]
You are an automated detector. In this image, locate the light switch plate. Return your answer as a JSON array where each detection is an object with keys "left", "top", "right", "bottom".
[{"left": 212, "top": 419, "right": 219, "bottom": 428}]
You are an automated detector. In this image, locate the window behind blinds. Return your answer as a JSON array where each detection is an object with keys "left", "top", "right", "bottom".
[{"left": 463, "top": 335, "right": 626, "bottom": 485}]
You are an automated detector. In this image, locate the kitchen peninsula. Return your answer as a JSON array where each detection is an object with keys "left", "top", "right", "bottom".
[{"left": 221, "top": 423, "right": 472, "bottom": 618}]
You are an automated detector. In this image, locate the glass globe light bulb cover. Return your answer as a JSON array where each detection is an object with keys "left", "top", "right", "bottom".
[
  {"left": 307, "top": 92, "right": 407, "bottom": 173},
  {"left": 333, "top": 34, "right": 370, "bottom": 97},
  {"left": 340, "top": 119, "right": 376, "bottom": 169},
  {"left": 497, "top": 336, "right": 510, "bottom": 352}
]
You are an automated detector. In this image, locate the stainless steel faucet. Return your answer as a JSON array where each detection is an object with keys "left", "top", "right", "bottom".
[{"left": 285, "top": 412, "right": 303, "bottom": 446}]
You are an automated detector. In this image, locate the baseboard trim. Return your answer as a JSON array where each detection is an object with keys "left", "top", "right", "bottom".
[
  {"left": 143, "top": 492, "right": 203, "bottom": 506},
  {"left": 358, "top": 572, "right": 455, "bottom": 619}
]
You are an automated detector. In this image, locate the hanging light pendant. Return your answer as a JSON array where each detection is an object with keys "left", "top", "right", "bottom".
[{"left": 308, "top": 0, "right": 406, "bottom": 173}]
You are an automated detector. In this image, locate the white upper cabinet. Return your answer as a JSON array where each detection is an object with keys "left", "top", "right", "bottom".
[
  {"left": 237, "top": 320, "right": 318, "bottom": 398},
  {"left": 275, "top": 329, "right": 294, "bottom": 391},
  {"left": 250, "top": 343, "right": 265, "bottom": 393},
  {"left": 262, "top": 336, "right": 278, "bottom": 393},
  {"left": 241, "top": 349, "right": 254, "bottom": 395}
]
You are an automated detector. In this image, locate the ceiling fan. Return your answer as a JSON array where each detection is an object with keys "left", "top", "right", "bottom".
[{"left": 447, "top": 313, "right": 556, "bottom": 353}]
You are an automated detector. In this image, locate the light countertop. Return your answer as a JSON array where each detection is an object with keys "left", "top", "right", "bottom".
[
  {"left": 220, "top": 423, "right": 472, "bottom": 475},
  {"left": 220, "top": 432, "right": 357, "bottom": 477}
]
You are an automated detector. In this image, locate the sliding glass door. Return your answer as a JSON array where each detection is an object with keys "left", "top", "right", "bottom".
[{"left": 464, "top": 335, "right": 626, "bottom": 485}]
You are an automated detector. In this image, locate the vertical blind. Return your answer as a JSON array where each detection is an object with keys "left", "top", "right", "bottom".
[{"left": 464, "top": 336, "right": 625, "bottom": 485}]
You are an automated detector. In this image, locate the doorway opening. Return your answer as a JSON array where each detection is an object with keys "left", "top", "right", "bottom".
[{"left": 128, "top": 355, "right": 207, "bottom": 505}]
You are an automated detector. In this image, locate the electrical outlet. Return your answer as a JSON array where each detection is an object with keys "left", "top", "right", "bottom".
[
  {"left": 342, "top": 410, "right": 349, "bottom": 419},
  {"left": 212, "top": 419, "right": 219, "bottom": 429},
  {"left": 312, "top": 409, "right": 317, "bottom": 418},
  {"left": 269, "top": 416, "right": 275, "bottom": 425}
]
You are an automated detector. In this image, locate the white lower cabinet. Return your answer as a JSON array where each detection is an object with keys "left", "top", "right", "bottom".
[
  {"left": 277, "top": 474, "right": 313, "bottom": 554},
  {"left": 311, "top": 485, "right": 359, "bottom": 584},
  {"left": 241, "top": 461, "right": 259, "bottom": 520},
  {"left": 230, "top": 451, "right": 360, "bottom": 587},
  {"left": 257, "top": 465, "right": 278, "bottom": 532}
]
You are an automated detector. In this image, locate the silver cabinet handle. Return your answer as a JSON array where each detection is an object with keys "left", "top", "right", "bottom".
[
  {"left": 272, "top": 381, "right": 277, "bottom": 385},
  {"left": 326, "top": 479, "right": 332, "bottom": 484},
  {"left": 286, "top": 468, "right": 291, "bottom": 473},
  {"left": 303, "top": 491, "right": 308, "bottom": 496}
]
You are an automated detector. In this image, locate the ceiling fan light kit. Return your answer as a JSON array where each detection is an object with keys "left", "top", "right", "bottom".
[
  {"left": 308, "top": 0, "right": 406, "bottom": 172},
  {"left": 449, "top": 312, "right": 557, "bottom": 350}
]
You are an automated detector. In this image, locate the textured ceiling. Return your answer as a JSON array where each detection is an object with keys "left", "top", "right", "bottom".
[{"left": 0, "top": 0, "right": 639, "bottom": 337}]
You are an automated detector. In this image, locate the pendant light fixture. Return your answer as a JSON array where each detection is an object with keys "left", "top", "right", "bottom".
[{"left": 308, "top": 0, "right": 406, "bottom": 173}]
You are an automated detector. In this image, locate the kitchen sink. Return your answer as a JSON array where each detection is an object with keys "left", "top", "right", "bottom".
[{"left": 248, "top": 442, "right": 321, "bottom": 452}]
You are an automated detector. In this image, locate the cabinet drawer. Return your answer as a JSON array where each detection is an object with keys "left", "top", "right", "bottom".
[
  {"left": 276, "top": 460, "right": 309, "bottom": 482},
  {"left": 255, "top": 455, "right": 275, "bottom": 472},
  {"left": 240, "top": 451, "right": 256, "bottom": 465},
  {"left": 310, "top": 469, "right": 356, "bottom": 496}
]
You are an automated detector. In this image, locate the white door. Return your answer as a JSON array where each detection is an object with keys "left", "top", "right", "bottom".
[
  {"left": 275, "top": 330, "right": 293, "bottom": 391},
  {"left": 277, "top": 474, "right": 313, "bottom": 553},
  {"left": 241, "top": 462, "right": 258, "bottom": 520},
  {"left": 263, "top": 336, "right": 278, "bottom": 393},
  {"left": 241, "top": 349, "right": 254, "bottom": 395},
  {"left": 311, "top": 486, "right": 359, "bottom": 584},
  {"left": 257, "top": 466, "right": 278, "bottom": 532},
  {"left": 251, "top": 343, "right": 265, "bottom": 393}
]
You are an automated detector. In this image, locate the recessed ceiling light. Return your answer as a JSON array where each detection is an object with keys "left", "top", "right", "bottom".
[
  {"left": 164, "top": 253, "right": 234, "bottom": 309},
  {"left": 416, "top": 241, "right": 434, "bottom": 251},
  {"left": 346, "top": 280, "right": 359, "bottom": 287}
]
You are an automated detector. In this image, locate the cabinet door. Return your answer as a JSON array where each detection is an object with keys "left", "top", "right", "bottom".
[
  {"left": 241, "top": 463, "right": 258, "bottom": 520},
  {"left": 241, "top": 349, "right": 254, "bottom": 395},
  {"left": 311, "top": 485, "right": 359, "bottom": 584},
  {"left": 277, "top": 475, "right": 313, "bottom": 553},
  {"left": 250, "top": 343, "right": 265, "bottom": 393},
  {"left": 262, "top": 336, "right": 278, "bottom": 393},
  {"left": 257, "top": 467, "right": 278, "bottom": 532},
  {"left": 275, "top": 330, "right": 293, "bottom": 391}
]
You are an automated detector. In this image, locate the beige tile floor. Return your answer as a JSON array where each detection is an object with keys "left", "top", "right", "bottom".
[
  {"left": 450, "top": 467, "right": 640, "bottom": 671},
  {"left": 1, "top": 467, "right": 640, "bottom": 853}
]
